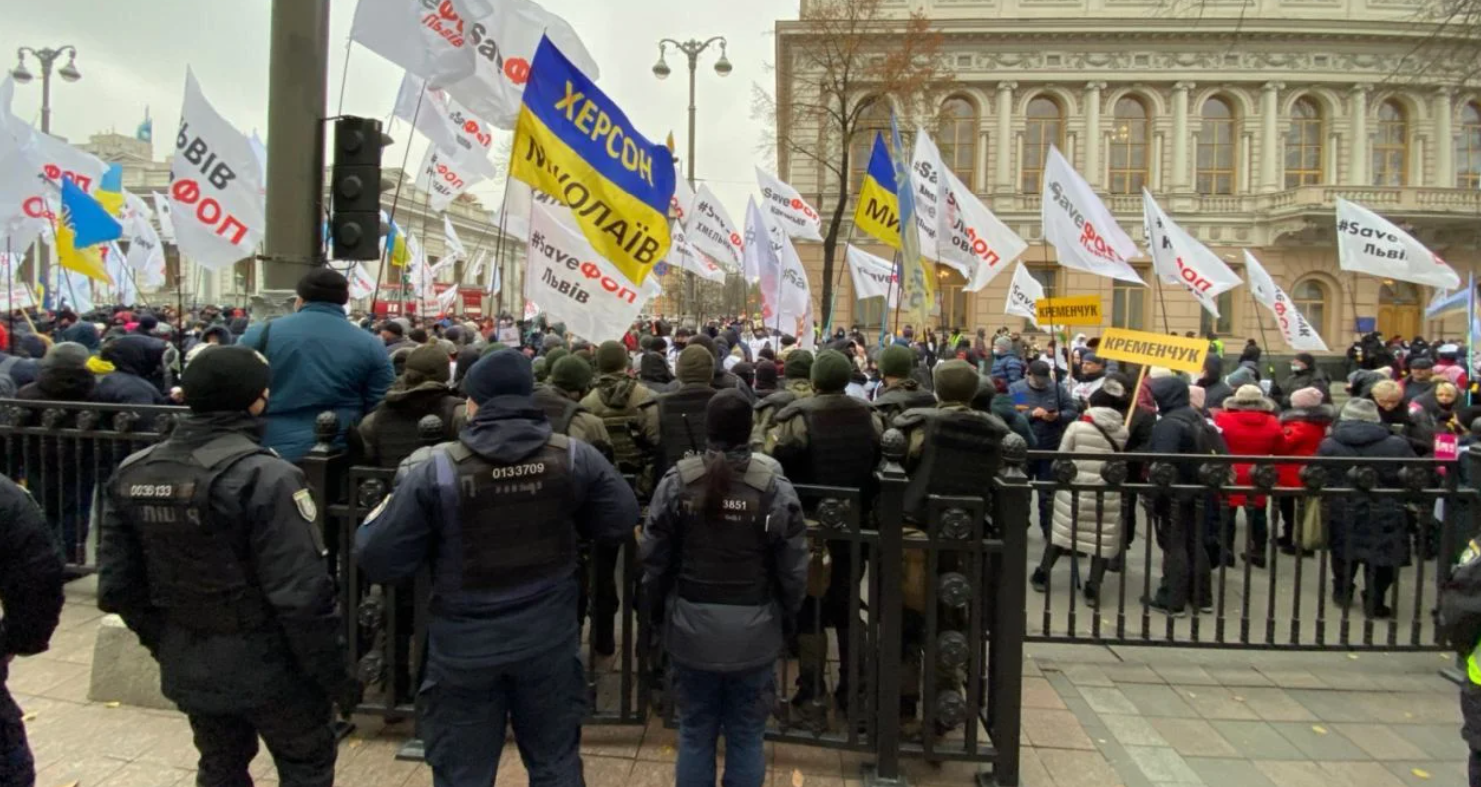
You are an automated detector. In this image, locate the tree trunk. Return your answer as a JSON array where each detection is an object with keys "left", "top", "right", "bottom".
[{"left": 820, "top": 147, "right": 850, "bottom": 333}]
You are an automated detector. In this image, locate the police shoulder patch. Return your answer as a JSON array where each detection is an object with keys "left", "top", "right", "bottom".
[
  {"left": 365, "top": 493, "right": 392, "bottom": 522},
  {"left": 293, "top": 488, "right": 317, "bottom": 522}
]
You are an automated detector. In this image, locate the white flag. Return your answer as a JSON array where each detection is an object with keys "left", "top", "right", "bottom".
[
  {"left": 744, "top": 198, "right": 782, "bottom": 302},
  {"left": 937, "top": 167, "right": 1028, "bottom": 292},
  {"left": 1336, "top": 198, "right": 1460, "bottom": 290},
  {"left": 106, "top": 244, "right": 139, "bottom": 305},
  {"left": 1142, "top": 189, "right": 1241, "bottom": 318},
  {"left": 168, "top": 69, "right": 266, "bottom": 271},
  {"left": 1041, "top": 145, "right": 1143, "bottom": 285},
  {"left": 417, "top": 144, "right": 486, "bottom": 212},
  {"left": 910, "top": 129, "right": 945, "bottom": 262},
  {"left": 334, "top": 261, "right": 376, "bottom": 301},
  {"left": 670, "top": 175, "right": 697, "bottom": 226},
  {"left": 151, "top": 192, "right": 176, "bottom": 241},
  {"left": 124, "top": 201, "right": 166, "bottom": 274},
  {"left": 393, "top": 72, "right": 500, "bottom": 177},
  {"left": 442, "top": 213, "right": 467, "bottom": 261},
  {"left": 690, "top": 184, "right": 744, "bottom": 272},
  {"left": 489, "top": 262, "right": 501, "bottom": 295},
  {"left": 351, "top": 0, "right": 599, "bottom": 130},
  {"left": 755, "top": 167, "right": 823, "bottom": 242},
  {"left": 525, "top": 201, "right": 645, "bottom": 342},
  {"left": 1005, "top": 262, "right": 1045, "bottom": 328},
  {"left": 845, "top": 244, "right": 898, "bottom": 306},
  {"left": 667, "top": 222, "right": 726, "bottom": 283},
  {"left": 496, "top": 179, "right": 569, "bottom": 241},
  {"left": 466, "top": 251, "right": 485, "bottom": 283},
  {"left": 1243, "top": 250, "right": 1328, "bottom": 352},
  {"left": 436, "top": 283, "right": 460, "bottom": 314}
]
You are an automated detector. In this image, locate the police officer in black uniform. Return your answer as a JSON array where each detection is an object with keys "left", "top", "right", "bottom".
[
  {"left": 98, "top": 345, "right": 351, "bottom": 787},
  {"left": 355, "top": 349, "right": 638, "bottom": 787},
  {"left": 766, "top": 350, "right": 881, "bottom": 721},
  {"left": 1, "top": 472, "right": 65, "bottom": 787},
  {"left": 653, "top": 345, "right": 721, "bottom": 480}
]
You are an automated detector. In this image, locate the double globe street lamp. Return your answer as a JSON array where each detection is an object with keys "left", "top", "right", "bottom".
[
  {"left": 652, "top": 36, "right": 731, "bottom": 318},
  {"left": 11, "top": 45, "right": 82, "bottom": 289}
]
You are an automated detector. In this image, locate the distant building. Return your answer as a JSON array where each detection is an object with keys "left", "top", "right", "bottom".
[{"left": 775, "top": 0, "right": 1481, "bottom": 353}]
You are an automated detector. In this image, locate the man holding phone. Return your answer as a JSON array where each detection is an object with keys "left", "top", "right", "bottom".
[{"left": 1008, "top": 360, "right": 1079, "bottom": 537}]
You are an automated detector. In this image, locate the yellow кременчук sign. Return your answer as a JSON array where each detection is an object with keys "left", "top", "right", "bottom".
[
  {"left": 1033, "top": 295, "right": 1102, "bottom": 326},
  {"left": 1095, "top": 327, "right": 1209, "bottom": 375}
]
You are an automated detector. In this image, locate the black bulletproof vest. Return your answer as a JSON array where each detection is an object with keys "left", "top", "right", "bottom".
[
  {"left": 369, "top": 396, "right": 460, "bottom": 469},
  {"left": 902, "top": 409, "right": 1006, "bottom": 521},
  {"left": 532, "top": 385, "right": 579, "bottom": 435},
  {"left": 675, "top": 455, "right": 775, "bottom": 605},
  {"left": 788, "top": 396, "right": 877, "bottom": 489},
  {"left": 447, "top": 434, "right": 577, "bottom": 593},
  {"left": 113, "top": 434, "right": 274, "bottom": 634},
  {"left": 657, "top": 386, "right": 715, "bottom": 478},
  {"left": 871, "top": 384, "right": 937, "bottom": 423}
]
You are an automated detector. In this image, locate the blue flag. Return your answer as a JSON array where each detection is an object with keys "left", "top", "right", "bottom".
[{"left": 61, "top": 177, "right": 123, "bottom": 248}]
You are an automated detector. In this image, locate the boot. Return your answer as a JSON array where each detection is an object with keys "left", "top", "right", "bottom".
[{"left": 1030, "top": 567, "right": 1047, "bottom": 593}]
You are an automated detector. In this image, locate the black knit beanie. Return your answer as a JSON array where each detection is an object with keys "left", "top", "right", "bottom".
[
  {"left": 296, "top": 267, "right": 350, "bottom": 305},
  {"left": 183, "top": 346, "right": 272, "bottom": 413},
  {"left": 706, "top": 388, "right": 752, "bottom": 449}
]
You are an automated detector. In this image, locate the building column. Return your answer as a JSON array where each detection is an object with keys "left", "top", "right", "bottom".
[
  {"left": 1435, "top": 87, "right": 1455, "bottom": 188},
  {"left": 1261, "top": 82, "right": 1283, "bottom": 192},
  {"left": 1348, "top": 83, "right": 1371, "bottom": 185},
  {"left": 1084, "top": 82, "right": 1105, "bottom": 188},
  {"left": 1171, "top": 82, "right": 1193, "bottom": 191},
  {"left": 995, "top": 81, "right": 1016, "bottom": 193}
]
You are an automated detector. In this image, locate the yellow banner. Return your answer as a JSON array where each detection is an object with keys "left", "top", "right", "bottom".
[
  {"left": 1096, "top": 328, "right": 1209, "bottom": 375},
  {"left": 1034, "top": 295, "right": 1102, "bottom": 326}
]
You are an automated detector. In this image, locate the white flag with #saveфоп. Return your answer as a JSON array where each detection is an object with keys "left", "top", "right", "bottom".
[
  {"left": 525, "top": 201, "right": 645, "bottom": 342},
  {"left": 910, "top": 128, "right": 945, "bottom": 263},
  {"left": 1004, "top": 262, "right": 1044, "bottom": 328},
  {"left": 670, "top": 175, "right": 696, "bottom": 227},
  {"left": 937, "top": 167, "right": 1027, "bottom": 292},
  {"left": 690, "top": 183, "right": 744, "bottom": 273},
  {"left": 393, "top": 72, "right": 500, "bottom": 178},
  {"left": 442, "top": 213, "right": 467, "bottom": 261},
  {"left": 496, "top": 179, "right": 569, "bottom": 241},
  {"left": 1243, "top": 250, "right": 1328, "bottom": 352},
  {"left": 1142, "top": 189, "right": 1240, "bottom": 318},
  {"left": 352, "top": 0, "right": 599, "bottom": 129},
  {"left": 1336, "top": 198, "right": 1460, "bottom": 290},
  {"left": 667, "top": 222, "right": 726, "bottom": 283},
  {"left": 755, "top": 167, "right": 823, "bottom": 242},
  {"left": 845, "top": 244, "right": 898, "bottom": 306},
  {"left": 169, "top": 69, "right": 266, "bottom": 271},
  {"left": 418, "top": 145, "right": 487, "bottom": 212},
  {"left": 1041, "top": 145, "right": 1143, "bottom": 285}
]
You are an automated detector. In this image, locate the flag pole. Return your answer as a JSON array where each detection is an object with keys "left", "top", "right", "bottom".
[
  {"left": 5, "top": 238, "right": 13, "bottom": 344},
  {"left": 373, "top": 85, "right": 427, "bottom": 315},
  {"left": 1249, "top": 290, "right": 1276, "bottom": 379},
  {"left": 825, "top": 222, "right": 857, "bottom": 337},
  {"left": 889, "top": 251, "right": 904, "bottom": 342},
  {"left": 1468, "top": 269, "right": 1476, "bottom": 406}
]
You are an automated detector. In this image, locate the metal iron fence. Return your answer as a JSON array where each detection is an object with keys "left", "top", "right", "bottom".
[
  {"left": 1021, "top": 448, "right": 1481, "bottom": 652},
  {"left": 7, "top": 399, "right": 1481, "bottom": 785}
]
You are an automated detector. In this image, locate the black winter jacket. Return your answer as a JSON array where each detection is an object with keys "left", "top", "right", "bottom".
[{"left": 1318, "top": 420, "right": 1416, "bottom": 567}]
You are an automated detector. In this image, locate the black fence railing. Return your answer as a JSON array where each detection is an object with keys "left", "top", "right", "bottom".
[
  {"left": 1021, "top": 448, "right": 1481, "bottom": 652},
  {"left": 6, "top": 399, "right": 1481, "bottom": 785}
]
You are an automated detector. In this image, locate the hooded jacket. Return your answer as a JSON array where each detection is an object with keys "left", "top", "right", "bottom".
[
  {"left": 354, "top": 395, "right": 639, "bottom": 677},
  {"left": 1276, "top": 405, "right": 1333, "bottom": 488},
  {"left": 638, "top": 352, "right": 676, "bottom": 395},
  {"left": 1317, "top": 419, "right": 1415, "bottom": 567},
  {"left": 353, "top": 380, "right": 465, "bottom": 468},
  {"left": 1213, "top": 397, "right": 1286, "bottom": 507},
  {"left": 1148, "top": 377, "right": 1205, "bottom": 484},
  {"left": 95, "top": 335, "right": 170, "bottom": 408},
  {"left": 1197, "top": 355, "right": 1233, "bottom": 413},
  {"left": 58, "top": 320, "right": 100, "bottom": 352},
  {"left": 1050, "top": 407, "right": 1129, "bottom": 558},
  {"left": 641, "top": 448, "right": 808, "bottom": 673},
  {"left": 990, "top": 351, "right": 1026, "bottom": 384}
]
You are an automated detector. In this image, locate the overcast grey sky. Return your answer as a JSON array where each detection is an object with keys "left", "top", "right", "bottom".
[{"left": 2, "top": 0, "right": 796, "bottom": 222}]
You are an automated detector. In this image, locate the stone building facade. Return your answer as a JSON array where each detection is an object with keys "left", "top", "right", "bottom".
[{"left": 776, "top": 0, "right": 1481, "bottom": 354}]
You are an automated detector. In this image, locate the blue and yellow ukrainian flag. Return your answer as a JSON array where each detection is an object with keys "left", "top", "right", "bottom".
[
  {"left": 385, "top": 218, "right": 412, "bottom": 268},
  {"left": 511, "top": 36, "right": 676, "bottom": 286},
  {"left": 95, "top": 164, "right": 125, "bottom": 218},
  {"left": 889, "top": 114, "right": 932, "bottom": 328},
  {"left": 853, "top": 134, "right": 901, "bottom": 251},
  {"left": 58, "top": 178, "right": 119, "bottom": 283}
]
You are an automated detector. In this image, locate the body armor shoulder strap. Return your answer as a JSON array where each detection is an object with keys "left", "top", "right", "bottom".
[
  {"left": 676, "top": 455, "right": 707, "bottom": 485},
  {"left": 191, "top": 433, "right": 269, "bottom": 469},
  {"left": 741, "top": 454, "right": 779, "bottom": 492},
  {"left": 445, "top": 434, "right": 569, "bottom": 465},
  {"left": 754, "top": 390, "right": 796, "bottom": 413},
  {"left": 892, "top": 408, "right": 933, "bottom": 431},
  {"left": 773, "top": 399, "right": 807, "bottom": 423}
]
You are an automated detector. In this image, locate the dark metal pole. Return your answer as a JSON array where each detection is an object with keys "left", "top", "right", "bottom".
[
  {"left": 684, "top": 50, "right": 698, "bottom": 320},
  {"left": 262, "top": 0, "right": 330, "bottom": 294}
]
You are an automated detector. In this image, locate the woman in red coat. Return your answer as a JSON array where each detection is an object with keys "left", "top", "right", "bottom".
[
  {"left": 1212, "top": 384, "right": 1288, "bottom": 568},
  {"left": 1276, "top": 387, "right": 1333, "bottom": 556}
]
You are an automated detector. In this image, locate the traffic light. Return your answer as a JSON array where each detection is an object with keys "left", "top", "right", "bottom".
[{"left": 330, "top": 116, "right": 391, "bottom": 261}]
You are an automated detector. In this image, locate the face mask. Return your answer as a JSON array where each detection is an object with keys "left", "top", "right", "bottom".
[{"left": 1291, "top": 364, "right": 1305, "bottom": 373}]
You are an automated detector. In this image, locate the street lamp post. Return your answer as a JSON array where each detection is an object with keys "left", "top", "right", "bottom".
[
  {"left": 11, "top": 45, "right": 81, "bottom": 290},
  {"left": 653, "top": 36, "right": 731, "bottom": 320}
]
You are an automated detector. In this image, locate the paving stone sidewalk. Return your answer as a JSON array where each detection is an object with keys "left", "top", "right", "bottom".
[{"left": 9, "top": 581, "right": 1472, "bottom": 786}]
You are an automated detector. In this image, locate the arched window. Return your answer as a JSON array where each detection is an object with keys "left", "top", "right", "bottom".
[
  {"left": 1373, "top": 100, "right": 1408, "bottom": 187},
  {"left": 1459, "top": 102, "right": 1481, "bottom": 189},
  {"left": 1197, "top": 97, "right": 1236, "bottom": 195},
  {"left": 1108, "top": 97, "right": 1149, "bottom": 194},
  {"left": 1285, "top": 97, "right": 1323, "bottom": 188},
  {"left": 1021, "top": 96, "right": 1064, "bottom": 193},
  {"left": 1292, "top": 279, "right": 1328, "bottom": 346},
  {"left": 849, "top": 98, "right": 893, "bottom": 195},
  {"left": 938, "top": 96, "right": 977, "bottom": 190}
]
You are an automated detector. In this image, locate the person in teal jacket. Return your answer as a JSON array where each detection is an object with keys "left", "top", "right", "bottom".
[{"left": 239, "top": 268, "right": 394, "bottom": 462}]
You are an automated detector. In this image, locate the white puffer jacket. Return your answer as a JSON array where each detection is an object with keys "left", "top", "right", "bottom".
[{"left": 1050, "top": 406, "right": 1130, "bottom": 558}]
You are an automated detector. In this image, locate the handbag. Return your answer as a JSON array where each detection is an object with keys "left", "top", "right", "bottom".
[{"left": 1299, "top": 497, "right": 1326, "bottom": 551}]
